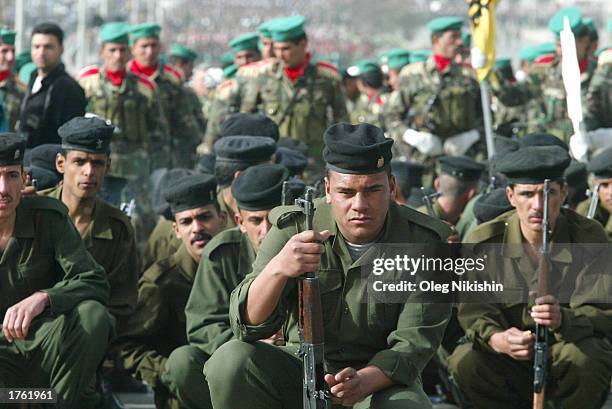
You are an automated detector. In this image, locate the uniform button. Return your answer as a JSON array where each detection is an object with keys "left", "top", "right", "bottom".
[
  {"left": 268, "top": 108, "right": 274, "bottom": 114},
  {"left": 343, "top": 306, "right": 349, "bottom": 315}
]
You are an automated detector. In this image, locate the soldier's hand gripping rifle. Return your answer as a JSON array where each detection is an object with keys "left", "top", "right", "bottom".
[
  {"left": 586, "top": 184, "right": 601, "bottom": 219},
  {"left": 295, "top": 188, "right": 331, "bottom": 409},
  {"left": 533, "top": 179, "right": 551, "bottom": 409},
  {"left": 421, "top": 187, "right": 442, "bottom": 218}
]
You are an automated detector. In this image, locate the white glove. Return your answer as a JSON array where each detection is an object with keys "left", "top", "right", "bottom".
[
  {"left": 402, "top": 128, "right": 443, "bottom": 156},
  {"left": 570, "top": 128, "right": 612, "bottom": 163},
  {"left": 443, "top": 129, "right": 480, "bottom": 156}
]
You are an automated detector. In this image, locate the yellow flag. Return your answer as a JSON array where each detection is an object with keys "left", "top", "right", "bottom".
[{"left": 467, "top": 0, "right": 497, "bottom": 82}]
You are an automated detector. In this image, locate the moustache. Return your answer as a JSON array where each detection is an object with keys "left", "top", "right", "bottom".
[{"left": 191, "top": 231, "right": 212, "bottom": 244}]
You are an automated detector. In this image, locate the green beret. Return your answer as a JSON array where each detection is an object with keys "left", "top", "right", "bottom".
[
  {"left": 474, "top": 188, "right": 512, "bottom": 224},
  {"left": 229, "top": 32, "right": 259, "bottom": 53},
  {"left": 129, "top": 23, "right": 161, "bottom": 44},
  {"left": 391, "top": 160, "right": 425, "bottom": 187},
  {"left": 257, "top": 18, "right": 283, "bottom": 39},
  {"left": 220, "top": 51, "right": 235, "bottom": 68},
  {"left": 347, "top": 60, "right": 380, "bottom": 77},
  {"left": 18, "top": 62, "right": 36, "bottom": 85},
  {"left": 582, "top": 17, "right": 597, "bottom": 37},
  {"left": 495, "top": 58, "right": 512, "bottom": 70},
  {"left": 386, "top": 49, "right": 411, "bottom": 71},
  {"left": 99, "top": 22, "right": 130, "bottom": 44},
  {"left": 0, "top": 28, "right": 16, "bottom": 45},
  {"left": 275, "top": 147, "right": 307, "bottom": 176},
  {"left": 214, "top": 136, "right": 276, "bottom": 165},
  {"left": 496, "top": 146, "right": 571, "bottom": 184},
  {"left": 0, "top": 133, "right": 26, "bottom": 166},
  {"left": 232, "top": 163, "right": 290, "bottom": 211},
  {"left": 323, "top": 123, "right": 393, "bottom": 175},
  {"left": 595, "top": 46, "right": 611, "bottom": 57},
  {"left": 223, "top": 64, "right": 237, "bottom": 79},
  {"left": 409, "top": 49, "right": 431, "bottom": 64},
  {"left": 13, "top": 51, "right": 31, "bottom": 74},
  {"left": 586, "top": 146, "right": 612, "bottom": 179},
  {"left": 164, "top": 174, "right": 217, "bottom": 214},
  {"left": 548, "top": 7, "right": 585, "bottom": 37},
  {"left": 170, "top": 43, "right": 198, "bottom": 61},
  {"left": 438, "top": 156, "right": 485, "bottom": 181},
  {"left": 426, "top": 16, "right": 463, "bottom": 34},
  {"left": 58, "top": 117, "right": 114, "bottom": 155},
  {"left": 461, "top": 31, "right": 472, "bottom": 48},
  {"left": 519, "top": 46, "right": 539, "bottom": 62},
  {"left": 535, "top": 42, "right": 556, "bottom": 57},
  {"left": 269, "top": 15, "right": 306, "bottom": 42}
]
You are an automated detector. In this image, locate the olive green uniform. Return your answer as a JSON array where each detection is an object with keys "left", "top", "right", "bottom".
[
  {"left": 0, "top": 196, "right": 112, "bottom": 408},
  {"left": 240, "top": 60, "right": 348, "bottom": 159},
  {"left": 142, "top": 217, "right": 181, "bottom": 272},
  {"left": 40, "top": 185, "right": 139, "bottom": 321},
  {"left": 416, "top": 200, "right": 446, "bottom": 221},
  {"left": 576, "top": 198, "right": 612, "bottom": 238},
  {"left": 163, "top": 227, "right": 256, "bottom": 409},
  {"left": 455, "top": 192, "right": 481, "bottom": 241},
  {"left": 0, "top": 74, "right": 25, "bottom": 131},
  {"left": 584, "top": 57, "right": 612, "bottom": 131},
  {"left": 205, "top": 198, "right": 452, "bottom": 409},
  {"left": 449, "top": 209, "right": 612, "bottom": 409}
]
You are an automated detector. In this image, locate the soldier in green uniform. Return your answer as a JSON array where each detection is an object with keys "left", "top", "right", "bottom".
[
  {"left": 39, "top": 116, "right": 138, "bottom": 323},
  {"left": 348, "top": 60, "right": 388, "bottom": 129},
  {"left": 584, "top": 51, "right": 612, "bottom": 131},
  {"left": 0, "top": 134, "right": 113, "bottom": 408},
  {"left": 385, "top": 48, "right": 411, "bottom": 92},
  {"left": 116, "top": 174, "right": 226, "bottom": 408},
  {"left": 0, "top": 28, "right": 25, "bottom": 131},
  {"left": 79, "top": 21, "right": 169, "bottom": 245},
  {"left": 449, "top": 145, "right": 612, "bottom": 409},
  {"left": 205, "top": 123, "right": 451, "bottom": 409},
  {"left": 576, "top": 146, "right": 612, "bottom": 237},
  {"left": 162, "top": 163, "right": 290, "bottom": 409},
  {"left": 384, "top": 16, "right": 482, "bottom": 163},
  {"left": 240, "top": 15, "right": 348, "bottom": 160},
  {"left": 128, "top": 23, "right": 200, "bottom": 169}
]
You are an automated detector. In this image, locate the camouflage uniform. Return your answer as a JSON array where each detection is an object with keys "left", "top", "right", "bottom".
[
  {"left": 584, "top": 54, "right": 612, "bottom": 131},
  {"left": 349, "top": 90, "right": 389, "bottom": 129},
  {"left": 0, "top": 74, "right": 25, "bottom": 131}
]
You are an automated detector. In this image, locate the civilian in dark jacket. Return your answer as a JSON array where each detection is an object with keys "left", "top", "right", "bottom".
[{"left": 19, "top": 22, "right": 85, "bottom": 148}]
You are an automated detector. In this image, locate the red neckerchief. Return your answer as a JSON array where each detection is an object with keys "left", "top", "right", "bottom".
[
  {"left": 105, "top": 68, "right": 126, "bottom": 86},
  {"left": 130, "top": 59, "right": 157, "bottom": 77},
  {"left": 368, "top": 89, "right": 383, "bottom": 106},
  {"left": 284, "top": 52, "right": 311, "bottom": 83},
  {"left": 578, "top": 57, "right": 588, "bottom": 74},
  {"left": 535, "top": 54, "right": 555, "bottom": 65},
  {"left": 0, "top": 70, "right": 10, "bottom": 82},
  {"left": 433, "top": 54, "right": 451, "bottom": 73}
]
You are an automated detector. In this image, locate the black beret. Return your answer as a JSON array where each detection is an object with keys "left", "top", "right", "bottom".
[
  {"left": 30, "top": 165, "right": 60, "bottom": 190},
  {"left": 195, "top": 153, "right": 216, "bottom": 174},
  {"left": 164, "top": 174, "right": 218, "bottom": 214},
  {"left": 519, "top": 132, "right": 569, "bottom": 151},
  {"left": 214, "top": 136, "right": 276, "bottom": 164},
  {"left": 438, "top": 156, "right": 485, "bottom": 181},
  {"left": 407, "top": 186, "right": 426, "bottom": 208},
  {"left": 58, "top": 117, "right": 115, "bottom": 154},
  {"left": 219, "top": 113, "right": 280, "bottom": 141},
  {"left": 496, "top": 146, "right": 571, "bottom": 184},
  {"left": 98, "top": 175, "right": 128, "bottom": 207},
  {"left": 150, "top": 168, "right": 196, "bottom": 217},
  {"left": 24, "top": 144, "right": 62, "bottom": 172},
  {"left": 275, "top": 147, "right": 307, "bottom": 176},
  {"left": 587, "top": 146, "right": 612, "bottom": 179},
  {"left": 284, "top": 176, "right": 307, "bottom": 204},
  {"left": 277, "top": 138, "right": 309, "bottom": 156},
  {"left": 0, "top": 133, "right": 26, "bottom": 166},
  {"left": 232, "top": 164, "right": 290, "bottom": 211},
  {"left": 564, "top": 160, "right": 587, "bottom": 186},
  {"left": 474, "top": 188, "right": 513, "bottom": 224},
  {"left": 391, "top": 160, "right": 425, "bottom": 187},
  {"left": 323, "top": 123, "right": 393, "bottom": 174}
]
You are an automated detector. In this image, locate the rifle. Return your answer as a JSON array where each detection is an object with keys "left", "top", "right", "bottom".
[
  {"left": 120, "top": 199, "right": 136, "bottom": 217},
  {"left": 533, "top": 179, "right": 551, "bottom": 409},
  {"left": 421, "top": 186, "right": 442, "bottom": 218},
  {"left": 586, "top": 184, "right": 601, "bottom": 219},
  {"left": 295, "top": 188, "right": 331, "bottom": 409}
]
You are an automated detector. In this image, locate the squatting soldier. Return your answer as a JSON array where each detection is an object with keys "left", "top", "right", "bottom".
[
  {"left": 205, "top": 123, "right": 452, "bottom": 409},
  {"left": 576, "top": 146, "right": 612, "bottom": 238},
  {"left": 116, "top": 174, "right": 226, "bottom": 408},
  {"left": 385, "top": 16, "right": 482, "bottom": 162},
  {"left": 348, "top": 60, "right": 389, "bottom": 129},
  {"left": 162, "top": 163, "right": 290, "bottom": 409},
  {"left": 449, "top": 145, "right": 612, "bottom": 409},
  {"left": 0, "top": 133, "right": 112, "bottom": 408},
  {"left": 240, "top": 15, "right": 348, "bottom": 161},
  {"left": 0, "top": 27, "right": 25, "bottom": 131},
  {"left": 39, "top": 116, "right": 138, "bottom": 324},
  {"left": 128, "top": 23, "right": 200, "bottom": 168}
]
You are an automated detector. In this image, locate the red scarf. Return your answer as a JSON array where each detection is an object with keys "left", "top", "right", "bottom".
[
  {"left": 130, "top": 60, "right": 157, "bottom": 77},
  {"left": 105, "top": 68, "right": 126, "bottom": 86},
  {"left": 284, "top": 53, "right": 311, "bottom": 83},
  {"left": 578, "top": 57, "right": 588, "bottom": 74},
  {"left": 0, "top": 70, "right": 10, "bottom": 82},
  {"left": 433, "top": 54, "right": 451, "bottom": 73}
]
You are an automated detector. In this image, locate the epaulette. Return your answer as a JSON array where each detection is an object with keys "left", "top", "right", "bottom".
[
  {"left": 205, "top": 227, "right": 243, "bottom": 258},
  {"left": 19, "top": 195, "right": 68, "bottom": 216},
  {"left": 78, "top": 65, "right": 100, "bottom": 80},
  {"left": 131, "top": 73, "right": 156, "bottom": 98},
  {"left": 397, "top": 204, "right": 452, "bottom": 241},
  {"left": 399, "top": 60, "right": 426, "bottom": 78},
  {"left": 215, "top": 79, "right": 238, "bottom": 99},
  {"left": 269, "top": 204, "right": 303, "bottom": 228},
  {"left": 237, "top": 60, "right": 276, "bottom": 79},
  {"left": 142, "top": 254, "right": 177, "bottom": 284},
  {"left": 162, "top": 64, "right": 183, "bottom": 84},
  {"left": 315, "top": 61, "right": 341, "bottom": 80},
  {"left": 99, "top": 199, "right": 134, "bottom": 234},
  {"left": 598, "top": 49, "right": 612, "bottom": 66},
  {"left": 464, "top": 215, "right": 511, "bottom": 244}
]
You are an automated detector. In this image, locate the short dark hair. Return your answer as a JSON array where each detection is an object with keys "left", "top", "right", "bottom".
[
  {"left": 32, "top": 22, "right": 64, "bottom": 45},
  {"left": 287, "top": 33, "right": 307, "bottom": 45}
]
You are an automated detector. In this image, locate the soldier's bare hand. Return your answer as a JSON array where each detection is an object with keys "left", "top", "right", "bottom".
[
  {"left": 21, "top": 172, "right": 37, "bottom": 196},
  {"left": 2, "top": 292, "right": 49, "bottom": 343},
  {"left": 271, "top": 230, "right": 330, "bottom": 278},
  {"left": 260, "top": 330, "right": 285, "bottom": 346},
  {"left": 531, "top": 294, "right": 562, "bottom": 329},
  {"left": 489, "top": 327, "right": 534, "bottom": 361},
  {"left": 325, "top": 367, "right": 367, "bottom": 406}
]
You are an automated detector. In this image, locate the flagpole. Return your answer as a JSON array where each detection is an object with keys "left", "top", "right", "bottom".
[{"left": 480, "top": 79, "right": 496, "bottom": 160}]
